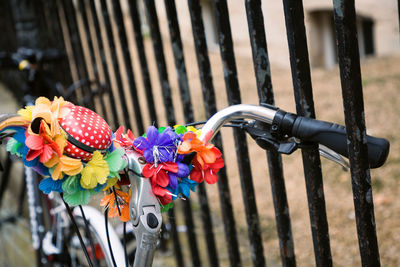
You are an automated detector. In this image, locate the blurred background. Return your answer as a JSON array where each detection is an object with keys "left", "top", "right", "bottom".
[{"left": 0, "top": 0, "right": 399, "bottom": 266}]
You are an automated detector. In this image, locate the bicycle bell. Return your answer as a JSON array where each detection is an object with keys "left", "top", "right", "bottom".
[{"left": 59, "top": 105, "right": 113, "bottom": 161}]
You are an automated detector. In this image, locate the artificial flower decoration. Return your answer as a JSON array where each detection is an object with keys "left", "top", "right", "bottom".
[
  {"left": 49, "top": 155, "right": 83, "bottom": 180},
  {"left": 0, "top": 97, "right": 126, "bottom": 219},
  {"left": 80, "top": 151, "right": 109, "bottom": 189},
  {"left": 0, "top": 96, "right": 225, "bottom": 220},
  {"left": 114, "top": 126, "right": 135, "bottom": 148},
  {"left": 133, "top": 125, "right": 225, "bottom": 210},
  {"left": 100, "top": 186, "right": 130, "bottom": 222},
  {"left": 25, "top": 121, "right": 63, "bottom": 163},
  {"left": 133, "top": 126, "right": 178, "bottom": 164},
  {"left": 178, "top": 131, "right": 224, "bottom": 184}
]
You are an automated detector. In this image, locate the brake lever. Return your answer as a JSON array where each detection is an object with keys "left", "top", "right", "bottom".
[
  {"left": 242, "top": 120, "right": 349, "bottom": 170},
  {"left": 318, "top": 144, "right": 349, "bottom": 170},
  {"left": 125, "top": 150, "right": 162, "bottom": 267}
]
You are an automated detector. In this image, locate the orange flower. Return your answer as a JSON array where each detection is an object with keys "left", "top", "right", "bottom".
[
  {"left": 100, "top": 188, "right": 130, "bottom": 222},
  {"left": 48, "top": 155, "right": 83, "bottom": 180},
  {"left": 178, "top": 132, "right": 221, "bottom": 167}
]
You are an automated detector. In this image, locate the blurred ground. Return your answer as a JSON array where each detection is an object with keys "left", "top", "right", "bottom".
[{"left": 0, "top": 49, "right": 399, "bottom": 266}]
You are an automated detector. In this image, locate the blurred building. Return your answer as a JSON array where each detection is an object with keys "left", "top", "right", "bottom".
[{"left": 154, "top": 0, "right": 400, "bottom": 68}]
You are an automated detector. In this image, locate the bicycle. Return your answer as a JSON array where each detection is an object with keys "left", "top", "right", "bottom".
[
  {"left": 0, "top": 96, "right": 389, "bottom": 266},
  {"left": 0, "top": 49, "right": 127, "bottom": 266}
]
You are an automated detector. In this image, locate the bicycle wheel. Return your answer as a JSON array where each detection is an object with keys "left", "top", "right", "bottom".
[{"left": 69, "top": 205, "right": 126, "bottom": 267}]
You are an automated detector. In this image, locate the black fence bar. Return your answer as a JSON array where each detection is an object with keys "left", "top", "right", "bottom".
[
  {"left": 142, "top": 1, "right": 185, "bottom": 266},
  {"left": 333, "top": 1, "right": 380, "bottom": 266},
  {"left": 60, "top": 0, "right": 95, "bottom": 110},
  {"left": 245, "top": 0, "right": 296, "bottom": 266},
  {"left": 164, "top": 0, "right": 194, "bottom": 122},
  {"left": 77, "top": 0, "right": 107, "bottom": 121},
  {"left": 40, "top": 0, "right": 73, "bottom": 89},
  {"left": 111, "top": 0, "right": 144, "bottom": 134},
  {"left": 0, "top": 156, "right": 12, "bottom": 209},
  {"left": 127, "top": 0, "right": 157, "bottom": 126},
  {"left": 398, "top": 0, "right": 400, "bottom": 37},
  {"left": 98, "top": 0, "right": 132, "bottom": 130},
  {"left": 214, "top": 1, "right": 265, "bottom": 266},
  {"left": 282, "top": 1, "right": 332, "bottom": 266},
  {"left": 87, "top": 0, "right": 119, "bottom": 129},
  {"left": 187, "top": 0, "right": 221, "bottom": 266},
  {"left": 164, "top": 1, "right": 202, "bottom": 266},
  {"left": 143, "top": 0, "right": 175, "bottom": 126}
]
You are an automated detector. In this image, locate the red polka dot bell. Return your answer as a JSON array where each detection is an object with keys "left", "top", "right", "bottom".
[{"left": 59, "top": 105, "right": 112, "bottom": 161}]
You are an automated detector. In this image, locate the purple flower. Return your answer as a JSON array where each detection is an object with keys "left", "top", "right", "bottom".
[
  {"left": 133, "top": 126, "right": 177, "bottom": 164},
  {"left": 168, "top": 162, "right": 190, "bottom": 189}
]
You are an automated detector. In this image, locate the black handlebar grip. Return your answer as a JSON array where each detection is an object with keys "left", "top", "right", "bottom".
[{"left": 291, "top": 116, "right": 390, "bottom": 169}]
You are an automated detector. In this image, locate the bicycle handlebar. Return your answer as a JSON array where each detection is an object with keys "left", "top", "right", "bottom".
[
  {"left": 0, "top": 48, "right": 63, "bottom": 69},
  {"left": 200, "top": 104, "right": 389, "bottom": 168},
  {"left": 278, "top": 113, "right": 389, "bottom": 168}
]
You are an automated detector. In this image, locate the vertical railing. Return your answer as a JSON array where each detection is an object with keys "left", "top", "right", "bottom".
[
  {"left": 213, "top": 0, "right": 265, "bottom": 266},
  {"left": 110, "top": 0, "right": 144, "bottom": 134},
  {"left": 142, "top": 1, "right": 184, "bottom": 266},
  {"left": 187, "top": 0, "right": 224, "bottom": 265},
  {"left": 164, "top": 1, "right": 202, "bottom": 266},
  {"left": 60, "top": 0, "right": 95, "bottom": 110},
  {"left": 245, "top": 0, "right": 296, "bottom": 266},
  {"left": 87, "top": 0, "right": 119, "bottom": 129},
  {"left": 76, "top": 0, "right": 108, "bottom": 121},
  {"left": 98, "top": 0, "right": 132, "bottom": 130},
  {"left": 282, "top": 1, "right": 332, "bottom": 266},
  {"left": 333, "top": 1, "right": 380, "bottom": 266},
  {"left": 36, "top": 0, "right": 388, "bottom": 266},
  {"left": 127, "top": 0, "right": 157, "bottom": 125}
]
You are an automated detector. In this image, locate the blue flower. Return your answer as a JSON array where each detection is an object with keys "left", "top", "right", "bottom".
[
  {"left": 167, "top": 178, "right": 198, "bottom": 200},
  {"left": 39, "top": 178, "right": 65, "bottom": 194},
  {"left": 133, "top": 126, "right": 178, "bottom": 164}
]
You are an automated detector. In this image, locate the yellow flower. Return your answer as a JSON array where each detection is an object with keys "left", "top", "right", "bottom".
[
  {"left": 49, "top": 155, "right": 83, "bottom": 180},
  {"left": 17, "top": 105, "right": 34, "bottom": 121},
  {"left": 102, "top": 177, "right": 118, "bottom": 191},
  {"left": 30, "top": 97, "right": 71, "bottom": 137},
  {"left": 80, "top": 151, "right": 110, "bottom": 189},
  {"left": 186, "top": 126, "right": 201, "bottom": 137}
]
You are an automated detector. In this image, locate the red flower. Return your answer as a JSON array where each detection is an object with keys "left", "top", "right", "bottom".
[
  {"left": 190, "top": 157, "right": 224, "bottom": 184},
  {"left": 142, "top": 162, "right": 178, "bottom": 188},
  {"left": 26, "top": 121, "right": 62, "bottom": 163},
  {"left": 113, "top": 126, "right": 135, "bottom": 148},
  {"left": 152, "top": 185, "right": 172, "bottom": 206}
]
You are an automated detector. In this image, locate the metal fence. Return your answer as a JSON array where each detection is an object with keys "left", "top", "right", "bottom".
[{"left": 1, "top": 0, "right": 397, "bottom": 266}]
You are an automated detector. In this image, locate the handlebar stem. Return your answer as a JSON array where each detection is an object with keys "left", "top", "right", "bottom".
[
  {"left": 199, "top": 104, "right": 278, "bottom": 143},
  {"left": 125, "top": 150, "right": 162, "bottom": 267}
]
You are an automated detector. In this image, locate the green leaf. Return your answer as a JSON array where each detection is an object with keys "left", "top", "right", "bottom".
[
  {"left": 62, "top": 175, "right": 80, "bottom": 194},
  {"left": 104, "top": 148, "right": 126, "bottom": 173},
  {"left": 158, "top": 127, "right": 166, "bottom": 133},
  {"left": 160, "top": 202, "right": 173, "bottom": 213},
  {"left": 6, "top": 138, "right": 22, "bottom": 156},
  {"left": 63, "top": 190, "right": 91, "bottom": 206},
  {"left": 174, "top": 125, "right": 187, "bottom": 135}
]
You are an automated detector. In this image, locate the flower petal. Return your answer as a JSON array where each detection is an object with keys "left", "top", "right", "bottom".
[
  {"left": 39, "top": 144, "right": 54, "bottom": 163},
  {"left": 26, "top": 149, "right": 42, "bottom": 161},
  {"left": 146, "top": 126, "right": 159, "bottom": 144},
  {"left": 25, "top": 134, "right": 44, "bottom": 150},
  {"left": 204, "top": 169, "right": 219, "bottom": 184}
]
